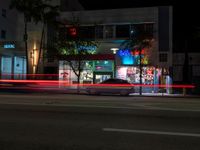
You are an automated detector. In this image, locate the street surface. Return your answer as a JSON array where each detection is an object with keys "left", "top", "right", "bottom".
[{"left": 0, "top": 93, "right": 200, "bottom": 150}]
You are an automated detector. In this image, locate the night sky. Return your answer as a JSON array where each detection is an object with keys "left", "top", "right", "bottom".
[{"left": 79, "top": 0, "right": 200, "bottom": 52}]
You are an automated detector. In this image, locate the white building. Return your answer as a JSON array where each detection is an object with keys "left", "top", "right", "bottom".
[{"left": 0, "top": 0, "right": 83, "bottom": 79}]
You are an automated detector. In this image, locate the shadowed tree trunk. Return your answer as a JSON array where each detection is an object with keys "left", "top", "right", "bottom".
[{"left": 36, "top": 24, "right": 45, "bottom": 76}]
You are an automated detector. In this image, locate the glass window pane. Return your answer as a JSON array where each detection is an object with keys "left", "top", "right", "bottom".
[
  {"left": 116, "top": 25, "right": 130, "bottom": 38},
  {"left": 95, "top": 25, "right": 103, "bottom": 39},
  {"left": 79, "top": 26, "right": 95, "bottom": 39},
  {"left": 105, "top": 25, "right": 114, "bottom": 39}
]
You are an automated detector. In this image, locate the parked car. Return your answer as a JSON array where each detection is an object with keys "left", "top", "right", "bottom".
[{"left": 86, "top": 78, "right": 134, "bottom": 96}]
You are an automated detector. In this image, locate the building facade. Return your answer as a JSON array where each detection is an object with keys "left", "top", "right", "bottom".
[
  {"left": 0, "top": 0, "right": 83, "bottom": 79},
  {"left": 53, "top": 6, "right": 173, "bottom": 93},
  {"left": 0, "top": 0, "right": 26, "bottom": 79},
  {"left": 0, "top": 1, "right": 176, "bottom": 94},
  {"left": 173, "top": 53, "right": 200, "bottom": 94}
]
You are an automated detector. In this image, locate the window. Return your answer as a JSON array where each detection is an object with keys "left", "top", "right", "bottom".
[
  {"left": 104, "top": 25, "right": 114, "bottom": 39},
  {"left": 1, "top": 30, "right": 6, "bottom": 39},
  {"left": 159, "top": 53, "right": 168, "bottom": 62},
  {"left": 144, "top": 23, "right": 154, "bottom": 34},
  {"left": 130, "top": 25, "right": 137, "bottom": 38},
  {"left": 79, "top": 26, "right": 95, "bottom": 39},
  {"left": 59, "top": 27, "right": 68, "bottom": 40},
  {"left": 2, "top": 9, "right": 6, "bottom": 17},
  {"left": 131, "top": 24, "right": 154, "bottom": 39},
  {"left": 144, "top": 23, "right": 154, "bottom": 38},
  {"left": 95, "top": 25, "right": 103, "bottom": 39},
  {"left": 116, "top": 25, "right": 130, "bottom": 38}
]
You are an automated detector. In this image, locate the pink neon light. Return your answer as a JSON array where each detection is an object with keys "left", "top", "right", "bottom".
[
  {"left": 0, "top": 79, "right": 196, "bottom": 89},
  {"left": 131, "top": 49, "right": 145, "bottom": 55},
  {"left": 1, "top": 74, "right": 59, "bottom": 76}
]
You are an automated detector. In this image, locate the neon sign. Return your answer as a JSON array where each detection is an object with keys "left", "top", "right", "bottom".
[
  {"left": 78, "top": 45, "right": 96, "bottom": 51},
  {"left": 69, "top": 27, "right": 77, "bottom": 37},
  {"left": 117, "top": 49, "right": 148, "bottom": 65},
  {"left": 77, "top": 45, "right": 96, "bottom": 54},
  {"left": 3, "top": 44, "right": 15, "bottom": 49},
  {"left": 117, "top": 49, "right": 134, "bottom": 65},
  {"left": 131, "top": 49, "right": 145, "bottom": 55}
]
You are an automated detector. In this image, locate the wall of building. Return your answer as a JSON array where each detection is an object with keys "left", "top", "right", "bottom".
[
  {"left": 60, "top": 0, "right": 84, "bottom": 11},
  {"left": 60, "top": 7, "right": 158, "bottom": 24},
  {"left": 173, "top": 53, "right": 200, "bottom": 81},
  {"left": 55, "top": 6, "right": 173, "bottom": 93},
  {"left": 0, "top": 0, "right": 84, "bottom": 76},
  {"left": 173, "top": 53, "right": 200, "bottom": 94},
  {"left": 0, "top": 0, "right": 18, "bottom": 42},
  {"left": 0, "top": 0, "right": 26, "bottom": 79},
  {"left": 158, "top": 6, "right": 173, "bottom": 68},
  {"left": 58, "top": 6, "right": 172, "bottom": 68}
]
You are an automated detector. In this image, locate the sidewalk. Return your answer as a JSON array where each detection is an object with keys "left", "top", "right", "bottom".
[
  {"left": 130, "top": 92, "right": 200, "bottom": 98},
  {"left": 62, "top": 88, "right": 200, "bottom": 98}
]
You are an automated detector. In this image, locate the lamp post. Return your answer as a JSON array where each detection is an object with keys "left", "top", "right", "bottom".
[{"left": 111, "top": 48, "right": 119, "bottom": 79}]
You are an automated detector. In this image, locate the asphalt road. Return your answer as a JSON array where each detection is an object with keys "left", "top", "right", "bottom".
[{"left": 0, "top": 94, "right": 200, "bottom": 150}]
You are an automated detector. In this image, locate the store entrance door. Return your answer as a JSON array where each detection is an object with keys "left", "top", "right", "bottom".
[{"left": 93, "top": 72, "right": 113, "bottom": 83}]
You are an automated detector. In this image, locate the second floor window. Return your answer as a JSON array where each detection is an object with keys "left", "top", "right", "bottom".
[
  {"left": 116, "top": 25, "right": 130, "bottom": 38},
  {"left": 95, "top": 25, "right": 103, "bottom": 39},
  {"left": 159, "top": 53, "right": 168, "bottom": 62},
  {"left": 79, "top": 26, "right": 95, "bottom": 39},
  {"left": 2, "top": 9, "right": 6, "bottom": 17},
  {"left": 104, "top": 25, "right": 114, "bottom": 39},
  {"left": 1, "top": 30, "right": 6, "bottom": 39}
]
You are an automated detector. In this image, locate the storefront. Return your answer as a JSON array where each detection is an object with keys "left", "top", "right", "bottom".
[
  {"left": 116, "top": 66, "right": 172, "bottom": 93},
  {"left": 0, "top": 56, "right": 26, "bottom": 79},
  {"left": 1, "top": 56, "right": 12, "bottom": 79},
  {"left": 13, "top": 56, "right": 26, "bottom": 79},
  {"left": 115, "top": 48, "right": 172, "bottom": 93},
  {"left": 58, "top": 50, "right": 172, "bottom": 94},
  {"left": 59, "top": 54, "right": 115, "bottom": 86},
  {"left": 0, "top": 42, "right": 26, "bottom": 79}
]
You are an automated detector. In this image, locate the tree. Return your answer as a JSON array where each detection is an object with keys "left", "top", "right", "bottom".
[
  {"left": 57, "top": 36, "right": 98, "bottom": 85},
  {"left": 10, "top": 0, "right": 59, "bottom": 77},
  {"left": 56, "top": 24, "right": 98, "bottom": 84},
  {"left": 10, "top": 0, "right": 42, "bottom": 76},
  {"left": 34, "top": 4, "right": 60, "bottom": 75}
]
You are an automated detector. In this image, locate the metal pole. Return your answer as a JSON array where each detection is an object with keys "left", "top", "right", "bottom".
[{"left": 139, "top": 48, "right": 142, "bottom": 95}]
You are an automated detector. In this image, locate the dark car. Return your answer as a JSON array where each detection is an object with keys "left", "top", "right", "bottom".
[{"left": 86, "top": 78, "right": 134, "bottom": 96}]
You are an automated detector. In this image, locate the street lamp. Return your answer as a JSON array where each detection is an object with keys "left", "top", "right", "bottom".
[{"left": 110, "top": 48, "right": 119, "bottom": 54}]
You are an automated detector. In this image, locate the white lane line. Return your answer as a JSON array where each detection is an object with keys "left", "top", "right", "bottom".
[{"left": 103, "top": 128, "right": 200, "bottom": 138}]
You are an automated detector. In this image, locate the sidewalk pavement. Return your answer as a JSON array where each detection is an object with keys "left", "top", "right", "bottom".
[{"left": 63, "top": 88, "right": 200, "bottom": 98}]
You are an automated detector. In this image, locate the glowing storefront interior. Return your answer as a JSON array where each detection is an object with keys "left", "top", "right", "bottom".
[
  {"left": 59, "top": 61, "right": 172, "bottom": 94},
  {"left": 59, "top": 46, "right": 172, "bottom": 94},
  {"left": 59, "top": 60, "right": 115, "bottom": 84}
]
